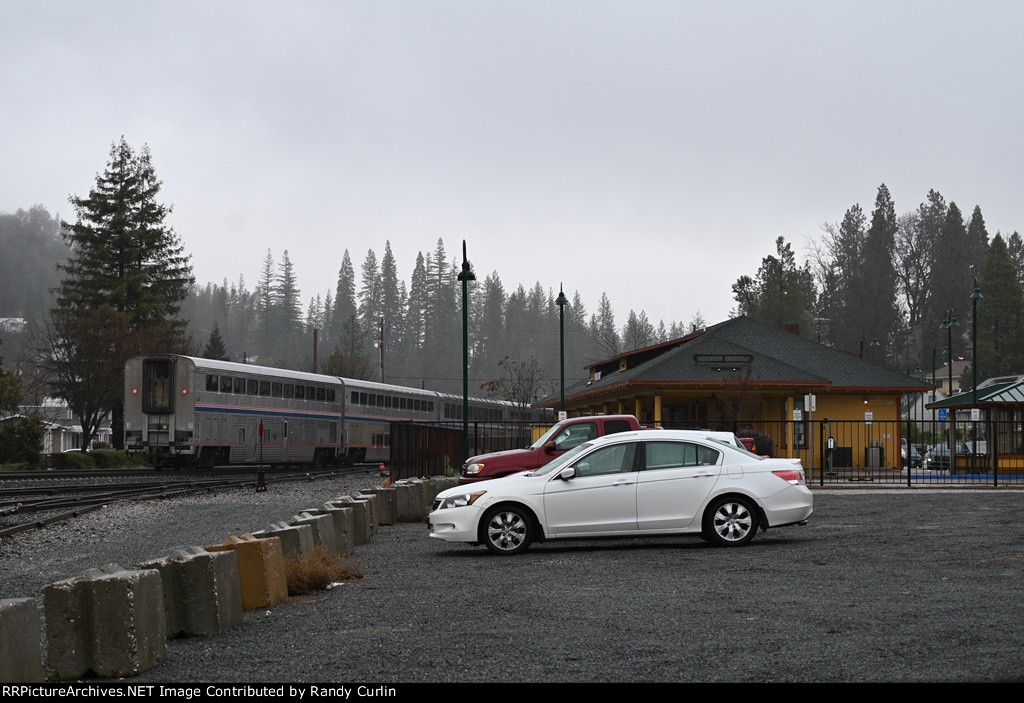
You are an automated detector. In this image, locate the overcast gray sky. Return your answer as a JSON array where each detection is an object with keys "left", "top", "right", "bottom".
[{"left": 3, "top": 1, "right": 1022, "bottom": 330}]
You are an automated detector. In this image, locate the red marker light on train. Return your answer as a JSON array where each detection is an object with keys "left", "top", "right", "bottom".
[
  {"left": 182, "top": 389, "right": 188, "bottom": 394},
  {"left": 132, "top": 388, "right": 138, "bottom": 395}
]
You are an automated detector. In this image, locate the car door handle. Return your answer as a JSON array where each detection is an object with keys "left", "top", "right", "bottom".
[
  {"left": 612, "top": 479, "right": 635, "bottom": 486},
  {"left": 691, "top": 471, "right": 716, "bottom": 478}
]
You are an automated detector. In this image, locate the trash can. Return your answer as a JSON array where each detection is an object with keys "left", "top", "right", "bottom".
[{"left": 865, "top": 444, "right": 884, "bottom": 469}]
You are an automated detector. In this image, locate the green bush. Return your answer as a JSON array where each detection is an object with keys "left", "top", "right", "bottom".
[
  {"left": 0, "top": 416, "right": 44, "bottom": 467},
  {"left": 50, "top": 451, "right": 96, "bottom": 470},
  {"left": 90, "top": 450, "right": 129, "bottom": 468}
]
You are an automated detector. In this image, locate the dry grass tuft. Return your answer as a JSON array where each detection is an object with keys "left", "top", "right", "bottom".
[{"left": 285, "top": 545, "right": 363, "bottom": 595}]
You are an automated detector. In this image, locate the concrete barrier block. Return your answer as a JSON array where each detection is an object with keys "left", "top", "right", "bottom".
[
  {"left": 287, "top": 512, "right": 338, "bottom": 555},
  {"left": 361, "top": 487, "right": 397, "bottom": 526},
  {"left": 138, "top": 547, "right": 243, "bottom": 638},
  {"left": 390, "top": 481, "right": 416, "bottom": 522},
  {"left": 394, "top": 480, "right": 430, "bottom": 521},
  {"left": 0, "top": 598, "right": 44, "bottom": 683},
  {"left": 252, "top": 521, "right": 314, "bottom": 558},
  {"left": 44, "top": 564, "right": 167, "bottom": 680},
  {"left": 304, "top": 507, "right": 354, "bottom": 557},
  {"left": 329, "top": 496, "right": 370, "bottom": 544},
  {"left": 427, "top": 476, "right": 459, "bottom": 501},
  {"left": 206, "top": 536, "right": 287, "bottom": 610},
  {"left": 352, "top": 492, "right": 379, "bottom": 534}
]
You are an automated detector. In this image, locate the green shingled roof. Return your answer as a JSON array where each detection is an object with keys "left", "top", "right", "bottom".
[{"left": 541, "top": 316, "right": 933, "bottom": 407}]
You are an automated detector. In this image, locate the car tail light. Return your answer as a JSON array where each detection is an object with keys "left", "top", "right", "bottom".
[{"left": 772, "top": 469, "right": 805, "bottom": 485}]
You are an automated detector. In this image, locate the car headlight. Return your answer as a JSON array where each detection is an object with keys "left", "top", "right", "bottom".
[
  {"left": 438, "top": 491, "right": 486, "bottom": 510},
  {"left": 463, "top": 462, "right": 485, "bottom": 475}
]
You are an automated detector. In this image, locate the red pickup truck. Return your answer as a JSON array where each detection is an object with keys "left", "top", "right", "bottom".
[{"left": 459, "top": 415, "right": 646, "bottom": 484}]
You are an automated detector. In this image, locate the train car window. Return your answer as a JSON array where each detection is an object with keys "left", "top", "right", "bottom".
[
  {"left": 306, "top": 385, "right": 315, "bottom": 400},
  {"left": 272, "top": 382, "right": 282, "bottom": 397},
  {"left": 428, "top": 401, "right": 434, "bottom": 412},
  {"left": 259, "top": 381, "right": 271, "bottom": 396},
  {"left": 351, "top": 391, "right": 359, "bottom": 404},
  {"left": 368, "top": 394, "right": 376, "bottom": 407},
  {"left": 295, "top": 385, "right": 305, "bottom": 399},
  {"left": 283, "top": 383, "right": 294, "bottom": 397},
  {"left": 206, "top": 375, "right": 218, "bottom": 391},
  {"left": 375, "top": 394, "right": 383, "bottom": 405},
  {"left": 359, "top": 392, "right": 367, "bottom": 404},
  {"left": 384, "top": 396, "right": 392, "bottom": 408},
  {"left": 142, "top": 358, "right": 174, "bottom": 413},
  {"left": 317, "top": 387, "right": 326, "bottom": 401},
  {"left": 247, "top": 379, "right": 259, "bottom": 395},
  {"left": 399, "top": 397, "right": 407, "bottom": 409},
  {"left": 234, "top": 377, "right": 245, "bottom": 394},
  {"left": 414, "top": 399, "right": 421, "bottom": 411},
  {"left": 385, "top": 433, "right": 390, "bottom": 444},
  {"left": 327, "top": 389, "right": 335, "bottom": 402},
  {"left": 220, "top": 376, "right": 233, "bottom": 393},
  {"left": 283, "top": 421, "right": 288, "bottom": 437}
]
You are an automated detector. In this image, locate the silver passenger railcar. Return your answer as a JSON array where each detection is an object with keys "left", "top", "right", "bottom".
[{"left": 125, "top": 355, "right": 344, "bottom": 468}]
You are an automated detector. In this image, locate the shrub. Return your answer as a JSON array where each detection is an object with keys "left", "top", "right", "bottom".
[
  {"left": 738, "top": 428, "right": 776, "bottom": 457},
  {"left": 50, "top": 451, "right": 96, "bottom": 470},
  {"left": 91, "top": 450, "right": 129, "bottom": 468},
  {"left": 284, "top": 546, "right": 363, "bottom": 596},
  {"left": 0, "top": 416, "right": 44, "bottom": 467}
]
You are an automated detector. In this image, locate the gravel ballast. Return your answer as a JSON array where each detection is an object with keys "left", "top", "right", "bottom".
[{"left": 2, "top": 482, "right": 1023, "bottom": 683}]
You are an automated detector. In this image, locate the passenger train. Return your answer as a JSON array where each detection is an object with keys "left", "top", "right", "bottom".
[{"left": 124, "top": 355, "right": 548, "bottom": 468}]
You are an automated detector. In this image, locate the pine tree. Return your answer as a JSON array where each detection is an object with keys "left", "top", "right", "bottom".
[
  {"left": 969, "top": 234, "right": 1024, "bottom": 379},
  {"left": 202, "top": 324, "right": 229, "bottom": 360},
  {"left": 58, "top": 137, "right": 193, "bottom": 325},
  {"left": 863, "top": 184, "right": 901, "bottom": 363}
]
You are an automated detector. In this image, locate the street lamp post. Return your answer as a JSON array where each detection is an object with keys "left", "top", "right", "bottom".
[
  {"left": 940, "top": 309, "right": 959, "bottom": 471},
  {"left": 971, "top": 280, "right": 983, "bottom": 470},
  {"left": 555, "top": 284, "right": 569, "bottom": 415},
  {"left": 859, "top": 331, "right": 880, "bottom": 359},
  {"left": 457, "top": 240, "right": 476, "bottom": 464}
]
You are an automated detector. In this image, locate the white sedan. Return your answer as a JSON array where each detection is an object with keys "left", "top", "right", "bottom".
[{"left": 428, "top": 429, "right": 813, "bottom": 554}]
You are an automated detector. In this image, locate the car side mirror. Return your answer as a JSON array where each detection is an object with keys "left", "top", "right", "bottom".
[
  {"left": 544, "top": 440, "right": 557, "bottom": 454},
  {"left": 558, "top": 467, "right": 576, "bottom": 481}
]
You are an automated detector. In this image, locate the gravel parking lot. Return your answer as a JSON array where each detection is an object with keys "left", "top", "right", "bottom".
[{"left": 2, "top": 481, "right": 1023, "bottom": 683}]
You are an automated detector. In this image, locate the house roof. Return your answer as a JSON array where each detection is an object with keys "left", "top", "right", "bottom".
[
  {"left": 927, "top": 376, "right": 1024, "bottom": 409},
  {"left": 536, "top": 316, "right": 934, "bottom": 408}
]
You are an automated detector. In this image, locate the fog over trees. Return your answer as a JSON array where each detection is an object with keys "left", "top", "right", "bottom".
[{"left": 4, "top": 172, "right": 1023, "bottom": 408}]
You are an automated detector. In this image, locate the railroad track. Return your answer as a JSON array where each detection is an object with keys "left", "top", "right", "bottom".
[{"left": 0, "top": 465, "right": 383, "bottom": 538}]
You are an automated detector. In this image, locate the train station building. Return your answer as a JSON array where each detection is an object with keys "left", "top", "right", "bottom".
[{"left": 534, "top": 316, "right": 934, "bottom": 469}]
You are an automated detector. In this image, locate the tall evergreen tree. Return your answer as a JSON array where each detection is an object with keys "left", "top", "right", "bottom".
[
  {"left": 926, "top": 202, "right": 971, "bottom": 362},
  {"left": 731, "top": 236, "right": 816, "bottom": 339},
  {"left": 863, "top": 184, "right": 901, "bottom": 364},
  {"left": 331, "top": 250, "right": 358, "bottom": 344},
  {"left": 202, "top": 323, "right": 229, "bottom": 360},
  {"left": 58, "top": 138, "right": 193, "bottom": 325},
  {"left": 49, "top": 138, "right": 193, "bottom": 448},
  {"left": 966, "top": 234, "right": 1024, "bottom": 381}
]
